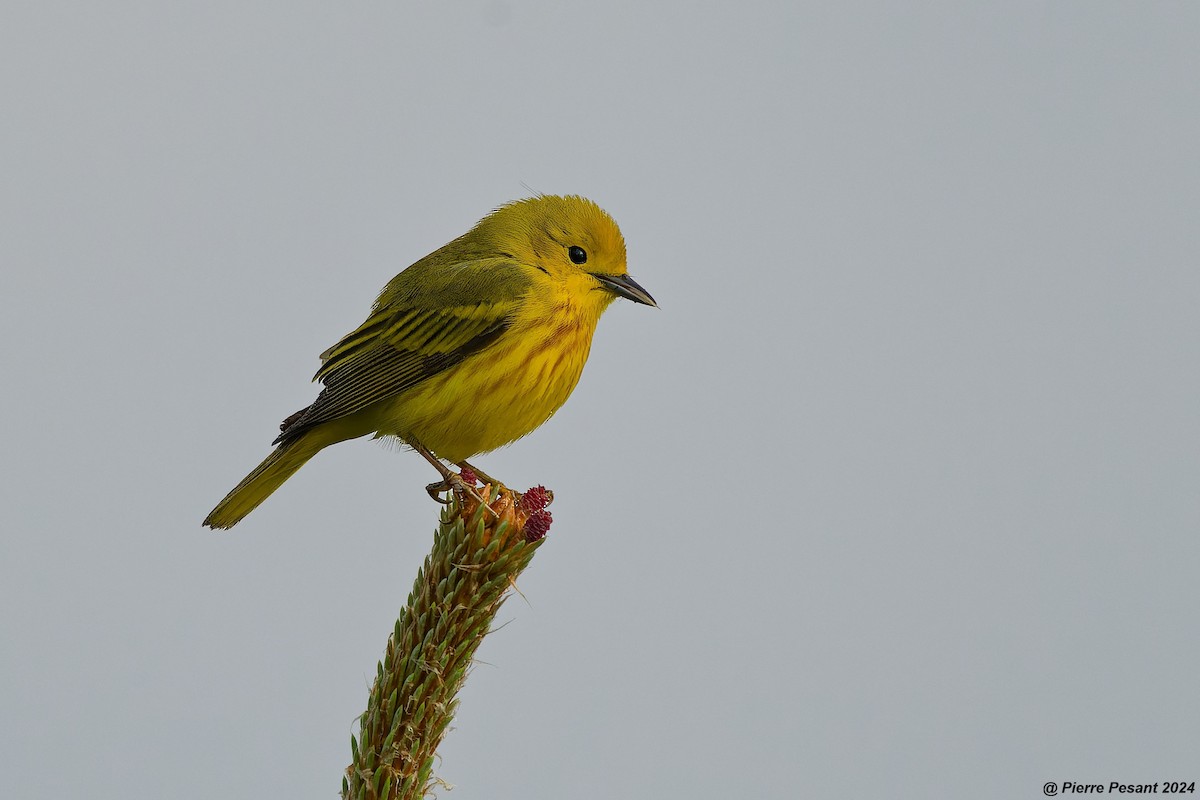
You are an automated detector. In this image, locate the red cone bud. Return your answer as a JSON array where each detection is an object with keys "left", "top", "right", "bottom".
[
  {"left": 519, "top": 485, "right": 552, "bottom": 513},
  {"left": 523, "top": 509, "right": 552, "bottom": 542}
]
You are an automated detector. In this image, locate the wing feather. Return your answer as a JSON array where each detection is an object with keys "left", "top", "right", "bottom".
[{"left": 277, "top": 257, "right": 529, "bottom": 444}]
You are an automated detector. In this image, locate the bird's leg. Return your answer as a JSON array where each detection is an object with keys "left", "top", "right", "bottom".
[
  {"left": 456, "top": 460, "right": 505, "bottom": 490},
  {"left": 411, "top": 442, "right": 495, "bottom": 515}
]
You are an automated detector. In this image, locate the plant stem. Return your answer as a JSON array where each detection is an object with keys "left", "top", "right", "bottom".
[{"left": 342, "top": 485, "right": 547, "bottom": 800}]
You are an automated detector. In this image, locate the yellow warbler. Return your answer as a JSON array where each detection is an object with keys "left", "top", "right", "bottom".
[{"left": 203, "top": 195, "right": 655, "bottom": 529}]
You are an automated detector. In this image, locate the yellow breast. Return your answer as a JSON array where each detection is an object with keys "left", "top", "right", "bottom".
[{"left": 375, "top": 296, "right": 603, "bottom": 463}]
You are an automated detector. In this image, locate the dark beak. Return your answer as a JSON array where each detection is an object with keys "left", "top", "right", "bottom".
[{"left": 591, "top": 272, "right": 658, "bottom": 307}]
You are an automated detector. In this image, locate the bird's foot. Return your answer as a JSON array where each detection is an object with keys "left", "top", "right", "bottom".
[
  {"left": 411, "top": 442, "right": 497, "bottom": 517},
  {"left": 457, "top": 460, "right": 506, "bottom": 492},
  {"left": 425, "top": 474, "right": 492, "bottom": 511}
]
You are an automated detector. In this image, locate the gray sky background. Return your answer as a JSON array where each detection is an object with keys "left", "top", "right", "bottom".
[{"left": 2, "top": 3, "right": 1197, "bottom": 798}]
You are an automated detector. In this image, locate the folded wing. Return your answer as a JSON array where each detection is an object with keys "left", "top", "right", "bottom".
[{"left": 275, "top": 257, "right": 529, "bottom": 444}]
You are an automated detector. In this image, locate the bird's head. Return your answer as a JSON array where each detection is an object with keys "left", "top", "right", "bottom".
[{"left": 482, "top": 195, "right": 657, "bottom": 312}]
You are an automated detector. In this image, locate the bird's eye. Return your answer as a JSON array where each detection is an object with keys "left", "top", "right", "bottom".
[{"left": 568, "top": 245, "right": 588, "bottom": 264}]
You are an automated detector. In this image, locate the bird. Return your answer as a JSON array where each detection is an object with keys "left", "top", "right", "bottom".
[{"left": 203, "top": 195, "right": 656, "bottom": 529}]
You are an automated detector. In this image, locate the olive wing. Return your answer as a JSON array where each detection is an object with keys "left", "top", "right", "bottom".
[{"left": 275, "top": 257, "right": 530, "bottom": 444}]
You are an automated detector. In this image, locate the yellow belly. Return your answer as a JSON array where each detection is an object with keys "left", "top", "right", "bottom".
[{"left": 370, "top": 313, "right": 598, "bottom": 463}]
